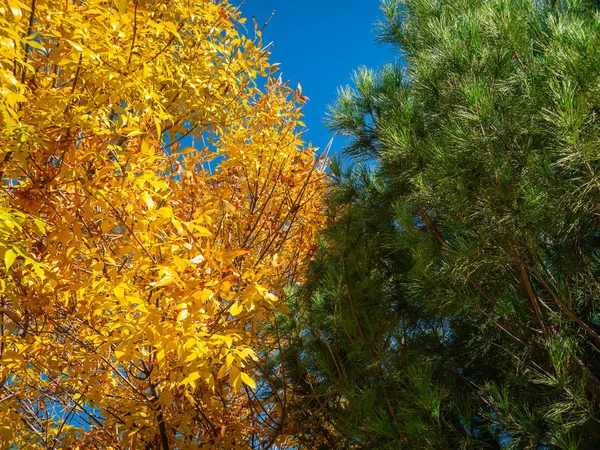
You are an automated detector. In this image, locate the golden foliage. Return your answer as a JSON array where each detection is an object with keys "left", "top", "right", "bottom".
[{"left": 0, "top": 0, "right": 325, "bottom": 448}]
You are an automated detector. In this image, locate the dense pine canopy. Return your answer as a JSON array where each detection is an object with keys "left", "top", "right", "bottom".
[{"left": 269, "top": 0, "right": 600, "bottom": 448}]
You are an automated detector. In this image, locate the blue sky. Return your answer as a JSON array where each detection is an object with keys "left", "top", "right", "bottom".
[{"left": 237, "top": 0, "right": 398, "bottom": 155}]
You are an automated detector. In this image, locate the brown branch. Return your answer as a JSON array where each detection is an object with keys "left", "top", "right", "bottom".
[
  {"left": 416, "top": 205, "right": 447, "bottom": 248},
  {"left": 520, "top": 263, "right": 549, "bottom": 336},
  {"left": 149, "top": 381, "right": 170, "bottom": 450},
  {"left": 127, "top": 0, "right": 139, "bottom": 66},
  {"left": 20, "top": 0, "right": 38, "bottom": 85},
  {"left": 530, "top": 263, "right": 600, "bottom": 347}
]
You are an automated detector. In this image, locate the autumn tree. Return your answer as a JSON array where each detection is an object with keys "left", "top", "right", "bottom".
[
  {"left": 0, "top": 0, "right": 325, "bottom": 448},
  {"left": 272, "top": 0, "right": 600, "bottom": 448}
]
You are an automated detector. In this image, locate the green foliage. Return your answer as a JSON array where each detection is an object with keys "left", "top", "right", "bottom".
[{"left": 269, "top": 0, "right": 600, "bottom": 448}]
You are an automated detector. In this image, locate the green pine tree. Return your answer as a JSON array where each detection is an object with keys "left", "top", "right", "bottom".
[{"left": 267, "top": 0, "right": 600, "bottom": 448}]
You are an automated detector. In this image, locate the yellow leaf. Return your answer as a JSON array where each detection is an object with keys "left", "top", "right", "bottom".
[
  {"left": 171, "top": 218, "right": 184, "bottom": 233},
  {"left": 6, "top": 0, "right": 22, "bottom": 22},
  {"left": 190, "top": 224, "right": 212, "bottom": 237},
  {"left": 265, "top": 292, "right": 278, "bottom": 303},
  {"left": 222, "top": 250, "right": 249, "bottom": 261},
  {"left": 232, "top": 375, "right": 242, "bottom": 391},
  {"left": 154, "top": 116, "right": 162, "bottom": 139},
  {"left": 229, "top": 302, "right": 243, "bottom": 317},
  {"left": 181, "top": 371, "right": 201, "bottom": 386},
  {"left": 217, "top": 363, "right": 228, "bottom": 379},
  {"left": 4, "top": 249, "right": 17, "bottom": 270},
  {"left": 67, "top": 40, "right": 83, "bottom": 52},
  {"left": 126, "top": 129, "right": 144, "bottom": 137},
  {"left": 222, "top": 335, "right": 233, "bottom": 349},
  {"left": 240, "top": 372, "right": 256, "bottom": 389},
  {"left": 190, "top": 254, "right": 205, "bottom": 264},
  {"left": 114, "top": 285, "right": 125, "bottom": 300},
  {"left": 154, "top": 274, "right": 175, "bottom": 287},
  {"left": 184, "top": 352, "right": 198, "bottom": 363},
  {"left": 230, "top": 366, "right": 240, "bottom": 390},
  {"left": 184, "top": 391, "right": 197, "bottom": 405},
  {"left": 172, "top": 255, "right": 187, "bottom": 272},
  {"left": 101, "top": 220, "right": 114, "bottom": 234},
  {"left": 142, "top": 192, "right": 155, "bottom": 209},
  {"left": 92, "top": 261, "right": 104, "bottom": 273},
  {"left": 33, "top": 218, "right": 46, "bottom": 233},
  {"left": 177, "top": 308, "right": 189, "bottom": 322},
  {"left": 118, "top": 0, "right": 128, "bottom": 15},
  {"left": 185, "top": 337, "right": 196, "bottom": 349}
]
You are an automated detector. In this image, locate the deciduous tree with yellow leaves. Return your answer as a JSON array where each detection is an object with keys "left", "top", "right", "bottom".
[{"left": 0, "top": 0, "right": 325, "bottom": 448}]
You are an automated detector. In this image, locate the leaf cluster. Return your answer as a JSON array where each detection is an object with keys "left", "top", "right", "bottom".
[{"left": 0, "top": 1, "right": 325, "bottom": 448}]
